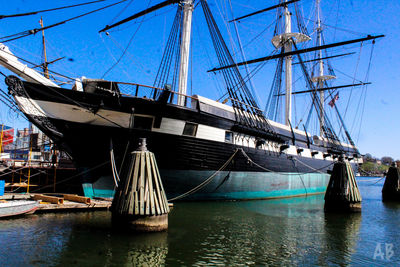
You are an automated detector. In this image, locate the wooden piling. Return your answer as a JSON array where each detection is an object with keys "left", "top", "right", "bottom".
[
  {"left": 382, "top": 163, "right": 400, "bottom": 202},
  {"left": 111, "top": 138, "right": 169, "bottom": 232},
  {"left": 63, "top": 194, "right": 91, "bottom": 204},
  {"left": 33, "top": 194, "right": 64, "bottom": 205},
  {"left": 324, "top": 157, "right": 362, "bottom": 212}
]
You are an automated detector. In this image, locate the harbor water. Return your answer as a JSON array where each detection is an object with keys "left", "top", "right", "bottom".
[{"left": 1, "top": 177, "right": 399, "bottom": 266}]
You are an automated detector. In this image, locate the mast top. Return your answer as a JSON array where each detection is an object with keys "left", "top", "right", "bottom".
[
  {"left": 311, "top": 75, "right": 336, "bottom": 83},
  {"left": 272, "top": 33, "right": 311, "bottom": 48}
]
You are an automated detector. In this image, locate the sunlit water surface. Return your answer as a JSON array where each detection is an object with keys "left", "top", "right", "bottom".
[{"left": 1, "top": 177, "right": 399, "bottom": 266}]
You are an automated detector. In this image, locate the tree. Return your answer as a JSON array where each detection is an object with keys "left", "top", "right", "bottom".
[
  {"left": 364, "top": 153, "right": 373, "bottom": 162},
  {"left": 361, "top": 162, "right": 375, "bottom": 173},
  {"left": 381, "top": 156, "right": 394, "bottom": 166}
]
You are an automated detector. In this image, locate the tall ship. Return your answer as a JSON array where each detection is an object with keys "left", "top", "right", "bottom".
[{"left": 0, "top": 0, "right": 382, "bottom": 200}]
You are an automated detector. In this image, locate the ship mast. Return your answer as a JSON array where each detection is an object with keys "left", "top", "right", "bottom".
[
  {"left": 177, "top": 0, "right": 193, "bottom": 106},
  {"left": 283, "top": 3, "right": 292, "bottom": 126},
  {"left": 39, "top": 17, "right": 50, "bottom": 79},
  {"left": 98, "top": 0, "right": 192, "bottom": 106},
  {"left": 317, "top": 2, "right": 325, "bottom": 136},
  {"left": 311, "top": 0, "right": 336, "bottom": 136},
  {"left": 271, "top": 0, "right": 310, "bottom": 126}
]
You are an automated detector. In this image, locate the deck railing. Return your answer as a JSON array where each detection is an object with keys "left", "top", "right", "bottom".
[{"left": 115, "top": 82, "right": 196, "bottom": 108}]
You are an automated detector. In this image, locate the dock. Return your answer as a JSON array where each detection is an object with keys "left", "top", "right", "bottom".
[
  {"left": 0, "top": 193, "right": 112, "bottom": 213},
  {"left": 36, "top": 199, "right": 111, "bottom": 212}
]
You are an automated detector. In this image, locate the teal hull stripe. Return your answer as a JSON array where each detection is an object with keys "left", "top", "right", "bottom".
[
  {"left": 190, "top": 187, "right": 327, "bottom": 200},
  {"left": 82, "top": 171, "right": 330, "bottom": 200},
  {"left": 82, "top": 183, "right": 115, "bottom": 199},
  {"left": 82, "top": 186, "right": 327, "bottom": 200}
]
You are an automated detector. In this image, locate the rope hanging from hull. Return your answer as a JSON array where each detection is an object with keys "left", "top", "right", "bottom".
[{"left": 168, "top": 148, "right": 240, "bottom": 201}]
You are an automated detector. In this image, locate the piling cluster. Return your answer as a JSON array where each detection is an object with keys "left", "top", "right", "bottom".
[
  {"left": 324, "top": 157, "right": 362, "bottom": 212},
  {"left": 382, "top": 163, "right": 400, "bottom": 202},
  {"left": 111, "top": 139, "right": 170, "bottom": 232}
]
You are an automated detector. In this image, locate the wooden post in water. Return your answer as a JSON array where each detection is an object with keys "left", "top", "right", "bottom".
[
  {"left": 382, "top": 163, "right": 400, "bottom": 202},
  {"left": 111, "top": 138, "right": 170, "bottom": 232},
  {"left": 324, "top": 156, "right": 362, "bottom": 212}
]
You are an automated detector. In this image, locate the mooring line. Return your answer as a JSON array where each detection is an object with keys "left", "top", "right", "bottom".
[
  {"left": 357, "top": 177, "right": 384, "bottom": 182},
  {"left": 240, "top": 148, "right": 333, "bottom": 175},
  {"left": 168, "top": 149, "right": 239, "bottom": 202},
  {"left": 362, "top": 176, "right": 386, "bottom": 186},
  {"left": 292, "top": 157, "right": 334, "bottom": 174},
  {"left": 239, "top": 148, "right": 282, "bottom": 174},
  {"left": 109, "top": 138, "right": 120, "bottom": 188}
]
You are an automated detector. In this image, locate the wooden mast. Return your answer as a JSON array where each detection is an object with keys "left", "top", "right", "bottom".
[
  {"left": 270, "top": 0, "right": 310, "bottom": 126},
  {"left": 177, "top": 0, "right": 193, "bottom": 106},
  {"left": 39, "top": 17, "right": 50, "bottom": 79}
]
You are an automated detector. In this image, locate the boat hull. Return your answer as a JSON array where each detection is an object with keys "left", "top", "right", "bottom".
[
  {"left": 6, "top": 78, "right": 361, "bottom": 200},
  {"left": 33, "top": 118, "right": 334, "bottom": 200},
  {"left": 0, "top": 201, "right": 39, "bottom": 218}
]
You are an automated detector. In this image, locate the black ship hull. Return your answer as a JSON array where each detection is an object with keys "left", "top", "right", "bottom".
[{"left": 6, "top": 77, "right": 361, "bottom": 200}]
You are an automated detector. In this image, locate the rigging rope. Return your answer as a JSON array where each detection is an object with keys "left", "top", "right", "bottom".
[
  {"left": 343, "top": 42, "right": 363, "bottom": 120},
  {"left": 231, "top": 18, "right": 278, "bottom": 58},
  {"left": 0, "top": 87, "right": 21, "bottom": 114},
  {"left": 355, "top": 41, "right": 375, "bottom": 143},
  {"left": 302, "top": 17, "right": 368, "bottom": 37},
  {"left": 217, "top": 49, "right": 279, "bottom": 103},
  {"left": 0, "top": 47, "right": 75, "bottom": 82},
  {"left": 193, "top": 13, "right": 226, "bottom": 98},
  {"left": 201, "top": 0, "right": 274, "bottom": 134},
  {"left": 100, "top": 33, "right": 148, "bottom": 80},
  {"left": 227, "top": 0, "right": 260, "bottom": 106},
  {"left": 108, "top": 0, "right": 135, "bottom": 25},
  {"left": 152, "top": 5, "right": 183, "bottom": 94},
  {"left": 99, "top": 34, "right": 136, "bottom": 81},
  {"left": 0, "top": 0, "right": 128, "bottom": 43},
  {"left": 265, "top": 51, "right": 284, "bottom": 121},
  {"left": 101, "top": 0, "right": 151, "bottom": 78},
  {"left": 294, "top": 41, "right": 341, "bottom": 147},
  {"left": 0, "top": 0, "right": 107, "bottom": 19}
]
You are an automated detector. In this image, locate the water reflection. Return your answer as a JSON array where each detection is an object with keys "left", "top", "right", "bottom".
[
  {"left": 0, "top": 213, "right": 74, "bottom": 266},
  {"left": 53, "top": 212, "right": 168, "bottom": 266},
  {"left": 167, "top": 196, "right": 328, "bottom": 266},
  {"left": 2, "top": 179, "right": 400, "bottom": 266},
  {"left": 321, "top": 213, "right": 362, "bottom": 265}
]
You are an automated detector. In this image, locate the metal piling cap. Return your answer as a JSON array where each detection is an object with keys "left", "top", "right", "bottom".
[{"left": 137, "top": 138, "right": 148, "bottom": 152}]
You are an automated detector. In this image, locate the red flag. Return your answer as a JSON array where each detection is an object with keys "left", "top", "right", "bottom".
[
  {"left": 1, "top": 126, "right": 14, "bottom": 147},
  {"left": 328, "top": 93, "right": 339, "bottom": 108}
]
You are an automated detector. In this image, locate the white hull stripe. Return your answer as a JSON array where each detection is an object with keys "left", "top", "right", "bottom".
[{"left": 15, "top": 96, "right": 360, "bottom": 163}]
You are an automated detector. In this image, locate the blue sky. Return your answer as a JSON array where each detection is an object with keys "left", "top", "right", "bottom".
[{"left": 0, "top": 0, "right": 398, "bottom": 160}]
